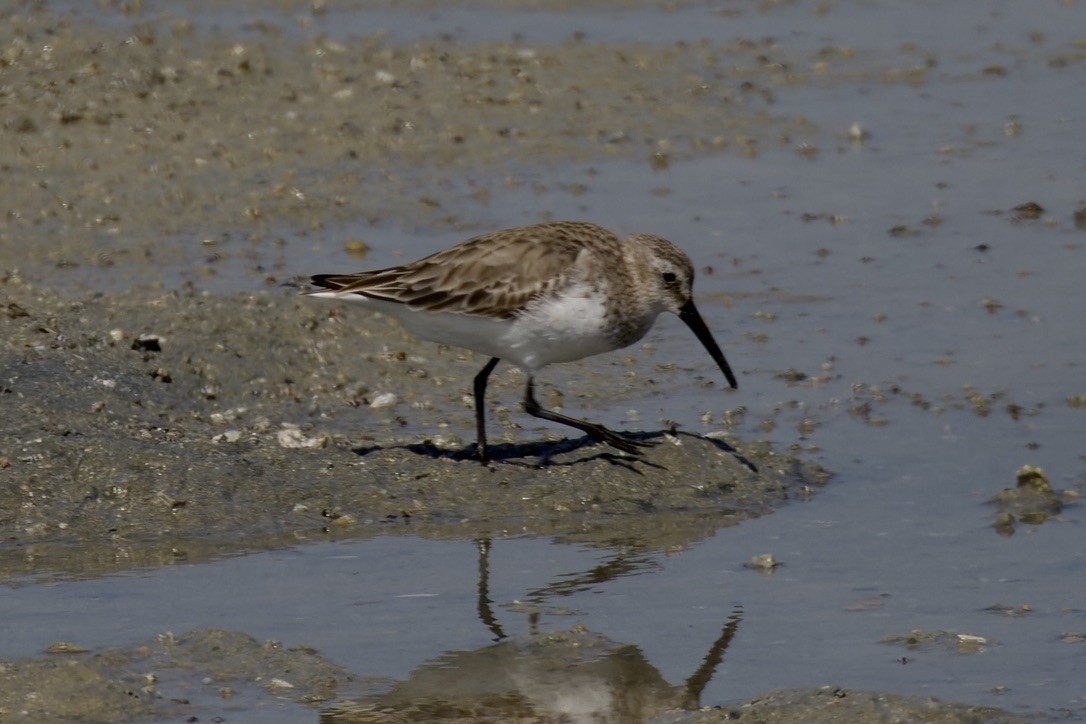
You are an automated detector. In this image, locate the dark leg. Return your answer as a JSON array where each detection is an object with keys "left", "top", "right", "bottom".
[
  {"left": 472, "top": 357, "right": 501, "bottom": 462},
  {"left": 475, "top": 537, "right": 506, "bottom": 641},
  {"left": 522, "top": 376, "right": 654, "bottom": 456}
]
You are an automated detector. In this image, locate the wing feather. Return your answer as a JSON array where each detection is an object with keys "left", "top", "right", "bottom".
[{"left": 307, "top": 222, "right": 620, "bottom": 320}]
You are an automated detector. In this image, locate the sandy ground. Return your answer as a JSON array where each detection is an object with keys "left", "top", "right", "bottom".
[
  {"left": 0, "top": 2, "right": 1033, "bottom": 721},
  {"left": 0, "top": 1, "right": 805, "bottom": 282},
  {"left": 1, "top": 279, "right": 817, "bottom": 576}
]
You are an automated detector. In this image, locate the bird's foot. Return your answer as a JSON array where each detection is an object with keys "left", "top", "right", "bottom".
[{"left": 586, "top": 425, "right": 657, "bottom": 456}]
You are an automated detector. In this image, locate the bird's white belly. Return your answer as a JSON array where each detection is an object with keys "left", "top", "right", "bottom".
[
  {"left": 321, "top": 287, "right": 651, "bottom": 372},
  {"left": 500, "top": 292, "right": 622, "bottom": 368}
]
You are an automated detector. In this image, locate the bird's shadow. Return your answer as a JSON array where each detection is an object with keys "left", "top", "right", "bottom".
[
  {"left": 352, "top": 430, "right": 757, "bottom": 473},
  {"left": 352, "top": 436, "right": 654, "bottom": 471}
]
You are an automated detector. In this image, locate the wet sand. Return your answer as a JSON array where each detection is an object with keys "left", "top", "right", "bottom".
[
  {"left": 0, "top": 2, "right": 805, "bottom": 285},
  {"left": 1, "top": 279, "right": 819, "bottom": 574},
  {"left": 0, "top": 1, "right": 829, "bottom": 562}
]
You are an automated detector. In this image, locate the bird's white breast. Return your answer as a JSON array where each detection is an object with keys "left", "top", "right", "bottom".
[{"left": 312, "top": 282, "right": 657, "bottom": 372}]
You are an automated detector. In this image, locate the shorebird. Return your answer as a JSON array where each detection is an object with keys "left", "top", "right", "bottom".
[{"left": 306, "top": 221, "right": 736, "bottom": 462}]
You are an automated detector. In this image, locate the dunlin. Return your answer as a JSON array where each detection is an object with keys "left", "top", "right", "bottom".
[{"left": 306, "top": 221, "right": 736, "bottom": 461}]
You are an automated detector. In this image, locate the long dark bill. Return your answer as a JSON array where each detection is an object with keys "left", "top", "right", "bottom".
[{"left": 678, "top": 299, "right": 738, "bottom": 389}]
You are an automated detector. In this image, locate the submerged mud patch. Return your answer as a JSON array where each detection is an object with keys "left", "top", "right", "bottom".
[
  {"left": 0, "top": 629, "right": 365, "bottom": 722},
  {"left": 0, "top": 625, "right": 1027, "bottom": 723}
]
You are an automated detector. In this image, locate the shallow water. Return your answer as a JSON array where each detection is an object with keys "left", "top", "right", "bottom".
[{"left": 4, "top": 0, "right": 1086, "bottom": 720}]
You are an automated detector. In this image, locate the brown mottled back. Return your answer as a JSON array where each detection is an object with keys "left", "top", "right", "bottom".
[{"left": 309, "top": 221, "right": 623, "bottom": 320}]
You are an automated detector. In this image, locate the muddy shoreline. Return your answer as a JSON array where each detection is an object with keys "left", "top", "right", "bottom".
[
  {"left": 1, "top": 2, "right": 811, "bottom": 289},
  {"left": 1, "top": 0, "right": 829, "bottom": 577},
  {"left": 2, "top": 277, "right": 821, "bottom": 580}
]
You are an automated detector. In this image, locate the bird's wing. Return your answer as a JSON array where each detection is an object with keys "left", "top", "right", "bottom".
[{"left": 308, "top": 222, "right": 617, "bottom": 320}]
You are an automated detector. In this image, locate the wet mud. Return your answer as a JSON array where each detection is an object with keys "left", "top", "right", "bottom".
[
  {"left": 0, "top": 2, "right": 808, "bottom": 287},
  {"left": 0, "top": 625, "right": 1028, "bottom": 723},
  {"left": 0, "top": 629, "right": 362, "bottom": 721},
  {"left": 1, "top": 277, "right": 822, "bottom": 579}
]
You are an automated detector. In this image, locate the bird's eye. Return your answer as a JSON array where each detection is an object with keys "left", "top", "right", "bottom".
[{"left": 661, "top": 271, "right": 678, "bottom": 284}]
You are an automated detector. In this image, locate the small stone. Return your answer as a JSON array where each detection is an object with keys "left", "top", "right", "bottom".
[
  {"left": 212, "top": 430, "right": 242, "bottom": 443},
  {"left": 1015, "top": 465, "right": 1051, "bottom": 493},
  {"left": 847, "top": 121, "right": 869, "bottom": 142},
  {"left": 745, "top": 553, "right": 780, "bottom": 571},
  {"left": 46, "top": 642, "right": 90, "bottom": 654},
  {"left": 1012, "top": 201, "right": 1044, "bottom": 220},
  {"left": 277, "top": 426, "right": 329, "bottom": 448},
  {"left": 956, "top": 633, "right": 988, "bottom": 653},
  {"left": 330, "top": 513, "right": 357, "bottom": 527},
  {"left": 369, "top": 392, "right": 398, "bottom": 409},
  {"left": 1074, "top": 205, "right": 1086, "bottom": 230},
  {"left": 344, "top": 239, "right": 369, "bottom": 257}
]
